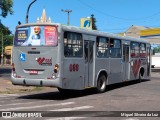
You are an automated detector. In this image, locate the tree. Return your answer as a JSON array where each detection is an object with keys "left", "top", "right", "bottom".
[
  {"left": 91, "top": 14, "right": 97, "bottom": 30},
  {"left": 153, "top": 46, "right": 160, "bottom": 53},
  {"left": 0, "top": 0, "right": 13, "bottom": 18},
  {"left": 0, "top": 20, "right": 11, "bottom": 34},
  {"left": 0, "top": 20, "right": 13, "bottom": 57}
]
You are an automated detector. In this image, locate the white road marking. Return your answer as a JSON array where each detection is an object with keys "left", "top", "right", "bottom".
[
  {"left": 47, "top": 106, "right": 94, "bottom": 120},
  {"left": 0, "top": 99, "right": 28, "bottom": 104},
  {"left": 0, "top": 101, "right": 41, "bottom": 107},
  {"left": 0, "top": 102, "right": 75, "bottom": 111},
  {"left": 46, "top": 117, "right": 87, "bottom": 120},
  {"left": 122, "top": 118, "right": 139, "bottom": 120},
  {"left": 50, "top": 106, "right": 94, "bottom": 111},
  {"left": 0, "top": 94, "right": 20, "bottom": 97}
]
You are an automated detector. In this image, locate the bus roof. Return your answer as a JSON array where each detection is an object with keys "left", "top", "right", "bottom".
[
  {"left": 16, "top": 22, "right": 150, "bottom": 44},
  {"left": 62, "top": 25, "right": 150, "bottom": 44},
  {"left": 16, "top": 22, "right": 61, "bottom": 29}
]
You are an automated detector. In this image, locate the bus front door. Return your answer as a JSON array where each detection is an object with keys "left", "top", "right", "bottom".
[
  {"left": 84, "top": 41, "right": 94, "bottom": 88},
  {"left": 123, "top": 45, "right": 130, "bottom": 80}
]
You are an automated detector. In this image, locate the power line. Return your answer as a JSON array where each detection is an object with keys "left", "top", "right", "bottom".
[{"left": 78, "top": 0, "right": 160, "bottom": 21}]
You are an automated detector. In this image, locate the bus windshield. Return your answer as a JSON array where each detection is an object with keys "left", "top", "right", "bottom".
[{"left": 14, "top": 25, "right": 58, "bottom": 46}]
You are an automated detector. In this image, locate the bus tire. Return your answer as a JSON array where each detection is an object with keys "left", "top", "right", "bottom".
[{"left": 96, "top": 74, "right": 107, "bottom": 93}]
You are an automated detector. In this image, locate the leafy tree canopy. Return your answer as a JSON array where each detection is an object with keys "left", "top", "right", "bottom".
[
  {"left": 0, "top": 0, "right": 13, "bottom": 18},
  {"left": 0, "top": 20, "right": 13, "bottom": 55},
  {"left": 153, "top": 46, "right": 160, "bottom": 53},
  {"left": 0, "top": 20, "right": 11, "bottom": 35}
]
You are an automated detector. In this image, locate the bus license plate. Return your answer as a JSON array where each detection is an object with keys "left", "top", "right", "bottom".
[{"left": 29, "top": 70, "right": 38, "bottom": 75}]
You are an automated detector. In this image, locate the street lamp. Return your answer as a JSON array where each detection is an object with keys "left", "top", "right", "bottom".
[
  {"left": 61, "top": 9, "right": 72, "bottom": 25},
  {"left": 26, "top": 0, "right": 37, "bottom": 23}
]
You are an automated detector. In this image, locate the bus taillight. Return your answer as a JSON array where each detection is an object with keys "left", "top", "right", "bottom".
[
  {"left": 12, "top": 63, "right": 17, "bottom": 77},
  {"left": 54, "top": 64, "right": 59, "bottom": 73},
  {"left": 12, "top": 63, "right": 15, "bottom": 72},
  {"left": 52, "top": 64, "right": 59, "bottom": 79}
]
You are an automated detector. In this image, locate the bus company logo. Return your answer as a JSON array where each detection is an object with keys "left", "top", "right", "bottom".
[
  {"left": 36, "top": 57, "right": 52, "bottom": 66},
  {"left": 132, "top": 59, "right": 141, "bottom": 77}
]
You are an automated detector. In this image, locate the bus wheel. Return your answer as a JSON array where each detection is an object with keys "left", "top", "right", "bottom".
[{"left": 97, "top": 74, "right": 107, "bottom": 93}]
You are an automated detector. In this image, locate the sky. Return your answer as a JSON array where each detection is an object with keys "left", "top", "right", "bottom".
[{"left": 2, "top": 0, "right": 160, "bottom": 34}]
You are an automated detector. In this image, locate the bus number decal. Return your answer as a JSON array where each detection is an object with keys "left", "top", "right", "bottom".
[
  {"left": 69, "top": 64, "right": 73, "bottom": 72},
  {"left": 69, "top": 64, "right": 79, "bottom": 72},
  {"left": 76, "top": 64, "right": 79, "bottom": 71}
]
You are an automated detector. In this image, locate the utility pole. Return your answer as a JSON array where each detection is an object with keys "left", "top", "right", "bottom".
[
  {"left": 91, "top": 14, "right": 97, "bottom": 30},
  {"left": 26, "top": 0, "right": 37, "bottom": 23},
  {"left": 61, "top": 9, "right": 72, "bottom": 25},
  {"left": 0, "top": 19, "right": 3, "bottom": 65},
  {"left": 1, "top": 33, "right": 3, "bottom": 65}
]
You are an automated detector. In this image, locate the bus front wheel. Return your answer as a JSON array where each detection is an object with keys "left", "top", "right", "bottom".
[{"left": 97, "top": 74, "right": 107, "bottom": 93}]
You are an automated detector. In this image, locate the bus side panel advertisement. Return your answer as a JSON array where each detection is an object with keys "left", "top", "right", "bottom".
[{"left": 15, "top": 29, "right": 28, "bottom": 46}]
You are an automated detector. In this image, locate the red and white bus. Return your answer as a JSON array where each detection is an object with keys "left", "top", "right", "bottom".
[{"left": 11, "top": 23, "right": 151, "bottom": 93}]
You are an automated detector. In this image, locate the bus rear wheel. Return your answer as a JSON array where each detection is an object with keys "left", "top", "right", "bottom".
[{"left": 97, "top": 74, "right": 107, "bottom": 93}]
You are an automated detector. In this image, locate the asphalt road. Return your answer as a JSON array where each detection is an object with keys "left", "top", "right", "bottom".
[{"left": 0, "top": 67, "right": 160, "bottom": 120}]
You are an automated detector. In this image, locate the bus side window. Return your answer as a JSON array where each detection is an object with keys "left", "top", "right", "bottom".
[
  {"left": 96, "top": 37, "right": 109, "bottom": 58},
  {"left": 140, "top": 43, "right": 146, "bottom": 58},
  {"left": 85, "top": 42, "right": 88, "bottom": 62},
  {"left": 64, "top": 32, "right": 83, "bottom": 57},
  {"left": 110, "top": 39, "right": 121, "bottom": 58},
  {"left": 131, "top": 42, "right": 140, "bottom": 58}
]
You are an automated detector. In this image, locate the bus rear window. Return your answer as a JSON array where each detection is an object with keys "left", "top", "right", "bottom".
[{"left": 14, "top": 26, "right": 58, "bottom": 46}]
